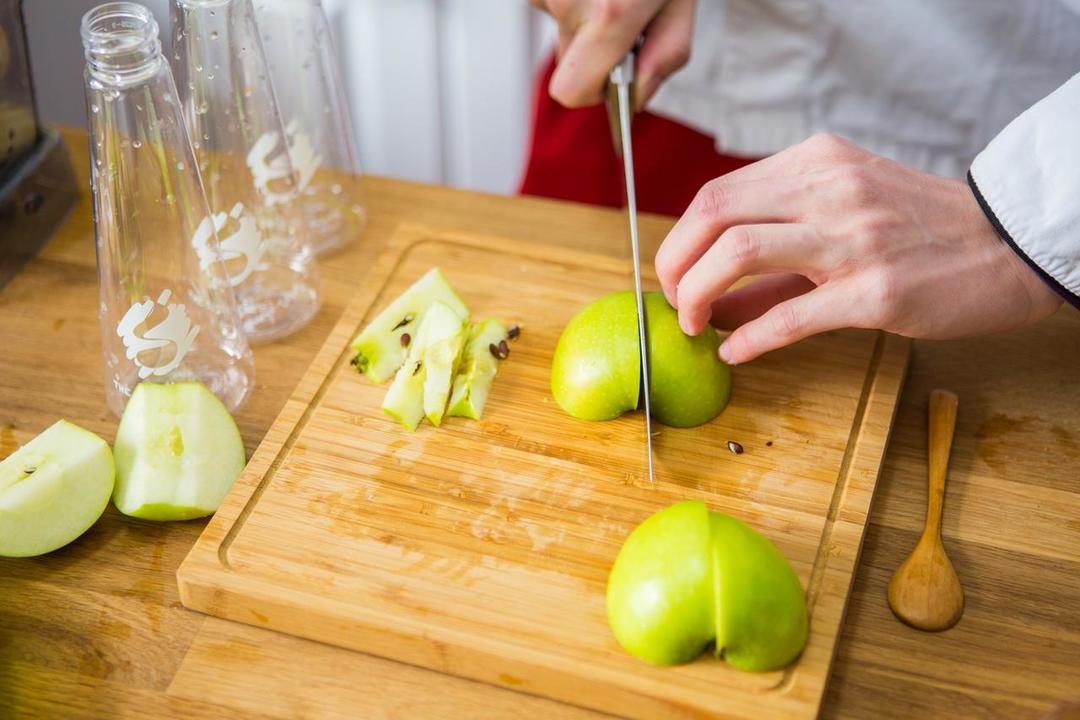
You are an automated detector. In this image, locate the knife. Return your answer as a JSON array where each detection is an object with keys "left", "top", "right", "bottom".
[{"left": 608, "top": 44, "right": 655, "bottom": 484}]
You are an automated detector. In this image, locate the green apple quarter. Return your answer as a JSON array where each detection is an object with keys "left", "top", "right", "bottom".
[
  {"left": 0, "top": 420, "right": 115, "bottom": 557},
  {"left": 112, "top": 381, "right": 246, "bottom": 521},
  {"left": 551, "top": 291, "right": 731, "bottom": 427},
  {"left": 606, "top": 500, "right": 808, "bottom": 672}
]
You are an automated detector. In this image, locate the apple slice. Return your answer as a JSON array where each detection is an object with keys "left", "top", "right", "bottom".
[
  {"left": 423, "top": 331, "right": 467, "bottom": 427},
  {"left": 382, "top": 300, "right": 467, "bottom": 430},
  {"left": 350, "top": 268, "right": 470, "bottom": 383},
  {"left": 447, "top": 319, "right": 508, "bottom": 420},
  {"left": 112, "top": 382, "right": 246, "bottom": 521},
  {"left": 0, "top": 420, "right": 115, "bottom": 557}
]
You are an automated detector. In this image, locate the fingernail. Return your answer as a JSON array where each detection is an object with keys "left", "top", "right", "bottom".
[{"left": 719, "top": 342, "right": 735, "bottom": 365}]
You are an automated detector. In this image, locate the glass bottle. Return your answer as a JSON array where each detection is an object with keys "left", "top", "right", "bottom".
[
  {"left": 171, "top": 0, "right": 321, "bottom": 343},
  {"left": 253, "top": 0, "right": 366, "bottom": 256},
  {"left": 82, "top": 1, "right": 254, "bottom": 417}
]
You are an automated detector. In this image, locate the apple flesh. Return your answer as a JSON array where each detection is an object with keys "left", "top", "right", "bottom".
[
  {"left": 381, "top": 300, "right": 467, "bottom": 430},
  {"left": 350, "top": 268, "right": 470, "bottom": 383},
  {"left": 423, "top": 331, "right": 466, "bottom": 427},
  {"left": 607, "top": 500, "right": 808, "bottom": 671},
  {"left": 0, "top": 420, "right": 115, "bottom": 557},
  {"left": 112, "top": 382, "right": 246, "bottom": 520},
  {"left": 551, "top": 291, "right": 730, "bottom": 427},
  {"left": 447, "top": 319, "right": 509, "bottom": 420}
]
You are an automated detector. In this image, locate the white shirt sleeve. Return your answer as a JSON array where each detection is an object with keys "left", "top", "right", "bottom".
[{"left": 969, "top": 72, "right": 1080, "bottom": 309}]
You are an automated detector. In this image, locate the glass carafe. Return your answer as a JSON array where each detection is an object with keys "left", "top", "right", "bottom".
[
  {"left": 171, "top": 0, "right": 321, "bottom": 343},
  {"left": 82, "top": 1, "right": 254, "bottom": 417},
  {"left": 254, "top": 0, "right": 366, "bottom": 256}
]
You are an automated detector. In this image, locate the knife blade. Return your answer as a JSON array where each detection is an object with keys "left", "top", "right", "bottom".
[{"left": 608, "top": 46, "right": 655, "bottom": 485}]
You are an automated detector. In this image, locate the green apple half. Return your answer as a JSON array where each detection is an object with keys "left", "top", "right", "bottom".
[
  {"left": 112, "top": 381, "right": 247, "bottom": 521},
  {"left": 551, "top": 291, "right": 731, "bottom": 427},
  {"left": 607, "top": 500, "right": 808, "bottom": 671},
  {"left": 0, "top": 420, "right": 115, "bottom": 557},
  {"left": 350, "top": 268, "right": 470, "bottom": 383}
]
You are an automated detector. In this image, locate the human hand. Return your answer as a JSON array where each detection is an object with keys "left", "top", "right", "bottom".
[
  {"left": 655, "top": 133, "right": 1063, "bottom": 365},
  {"left": 529, "top": 0, "right": 696, "bottom": 108}
]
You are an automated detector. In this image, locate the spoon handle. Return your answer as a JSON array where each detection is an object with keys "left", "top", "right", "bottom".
[{"left": 925, "top": 389, "right": 959, "bottom": 539}]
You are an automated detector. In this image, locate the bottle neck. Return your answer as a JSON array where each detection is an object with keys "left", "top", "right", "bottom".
[{"left": 82, "top": 2, "right": 164, "bottom": 87}]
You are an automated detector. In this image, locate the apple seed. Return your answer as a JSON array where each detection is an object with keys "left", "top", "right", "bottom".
[
  {"left": 498, "top": 340, "right": 510, "bottom": 358},
  {"left": 727, "top": 441, "right": 744, "bottom": 455},
  {"left": 508, "top": 324, "right": 521, "bottom": 340},
  {"left": 23, "top": 467, "right": 36, "bottom": 475},
  {"left": 391, "top": 313, "right": 416, "bottom": 332},
  {"left": 400, "top": 333, "right": 411, "bottom": 348}
]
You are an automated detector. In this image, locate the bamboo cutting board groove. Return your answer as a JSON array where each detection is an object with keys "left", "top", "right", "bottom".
[{"left": 178, "top": 223, "right": 910, "bottom": 719}]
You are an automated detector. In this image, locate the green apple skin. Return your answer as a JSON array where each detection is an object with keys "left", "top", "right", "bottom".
[
  {"left": 606, "top": 499, "right": 716, "bottom": 665},
  {"left": 643, "top": 293, "right": 731, "bottom": 428},
  {"left": 551, "top": 291, "right": 640, "bottom": 422},
  {"left": 0, "top": 420, "right": 115, "bottom": 557},
  {"left": 551, "top": 291, "right": 730, "bottom": 427},
  {"left": 606, "top": 500, "right": 809, "bottom": 672},
  {"left": 709, "top": 512, "right": 809, "bottom": 672}
]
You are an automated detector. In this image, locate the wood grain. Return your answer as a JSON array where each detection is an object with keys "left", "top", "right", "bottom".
[
  {"left": 176, "top": 222, "right": 909, "bottom": 719},
  {"left": 2, "top": 128, "right": 1079, "bottom": 719}
]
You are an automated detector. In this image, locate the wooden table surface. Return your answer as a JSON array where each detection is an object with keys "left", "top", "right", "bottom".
[{"left": 2, "top": 128, "right": 1078, "bottom": 719}]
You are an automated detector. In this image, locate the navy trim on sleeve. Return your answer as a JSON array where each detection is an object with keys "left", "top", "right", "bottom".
[{"left": 968, "top": 171, "right": 1080, "bottom": 310}]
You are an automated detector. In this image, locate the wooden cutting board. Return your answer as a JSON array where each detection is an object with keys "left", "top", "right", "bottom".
[{"left": 178, "top": 223, "right": 910, "bottom": 719}]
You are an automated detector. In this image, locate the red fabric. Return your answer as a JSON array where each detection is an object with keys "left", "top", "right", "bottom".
[{"left": 519, "top": 55, "right": 758, "bottom": 217}]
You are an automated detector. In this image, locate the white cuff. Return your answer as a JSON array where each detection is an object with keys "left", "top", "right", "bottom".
[{"left": 969, "top": 72, "right": 1080, "bottom": 308}]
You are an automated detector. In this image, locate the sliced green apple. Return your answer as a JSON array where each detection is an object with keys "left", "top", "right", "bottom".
[
  {"left": 423, "top": 331, "right": 467, "bottom": 427},
  {"left": 0, "top": 420, "right": 115, "bottom": 557},
  {"left": 447, "top": 319, "right": 508, "bottom": 420},
  {"left": 112, "top": 381, "right": 246, "bottom": 521},
  {"left": 350, "top": 268, "right": 470, "bottom": 383},
  {"left": 382, "top": 300, "right": 467, "bottom": 430}
]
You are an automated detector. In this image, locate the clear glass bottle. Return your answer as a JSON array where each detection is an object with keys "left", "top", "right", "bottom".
[
  {"left": 82, "top": 1, "right": 254, "bottom": 417},
  {"left": 171, "top": 0, "right": 321, "bottom": 343},
  {"left": 253, "top": 0, "right": 366, "bottom": 256}
]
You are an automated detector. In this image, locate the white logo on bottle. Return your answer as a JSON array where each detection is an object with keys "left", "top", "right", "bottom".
[
  {"left": 246, "top": 122, "right": 321, "bottom": 204},
  {"left": 285, "top": 120, "right": 321, "bottom": 193},
  {"left": 116, "top": 289, "right": 201, "bottom": 380},
  {"left": 192, "top": 202, "right": 268, "bottom": 287}
]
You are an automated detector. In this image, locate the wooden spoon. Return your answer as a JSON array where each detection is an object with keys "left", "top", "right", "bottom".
[{"left": 887, "top": 389, "right": 965, "bottom": 631}]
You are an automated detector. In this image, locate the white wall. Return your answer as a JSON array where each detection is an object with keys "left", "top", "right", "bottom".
[{"left": 24, "top": 0, "right": 555, "bottom": 195}]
